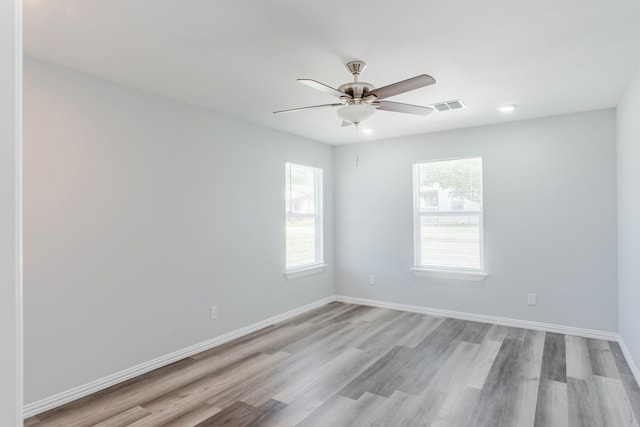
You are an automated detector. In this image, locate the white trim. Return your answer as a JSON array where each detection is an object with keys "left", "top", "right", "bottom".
[
  {"left": 413, "top": 163, "right": 421, "bottom": 266},
  {"left": 334, "top": 295, "right": 618, "bottom": 341},
  {"left": 412, "top": 267, "right": 487, "bottom": 281},
  {"left": 617, "top": 336, "right": 640, "bottom": 387},
  {"left": 284, "top": 263, "right": 327, "bottom": 279},
  {"left": 23, "top": 296, "right": 334, "bottom": 418},
  {"left": 314, "top": 166, "right": 323, "bottom": 265},
  {"left": 15, "top": 1, "right": 24, "bottom": 425}
]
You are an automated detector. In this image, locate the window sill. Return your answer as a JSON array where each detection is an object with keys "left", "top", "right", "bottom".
[
  {"left": 284, "top": 263, "right": 328, "bottom": 280},
  {"left": 411, "top": 267, "right": 487, "bottom": 281}
]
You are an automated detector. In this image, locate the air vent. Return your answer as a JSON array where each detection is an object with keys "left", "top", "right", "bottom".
[{"left": 432, "top": 100, "right": 466, "bottom": 112}]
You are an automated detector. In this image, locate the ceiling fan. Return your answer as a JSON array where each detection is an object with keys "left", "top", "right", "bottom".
[{"left": 274, "top": 60, "right": 436, "bottom": 126}]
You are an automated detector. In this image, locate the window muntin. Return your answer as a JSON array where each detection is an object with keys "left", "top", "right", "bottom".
[
  {"left": 285, "top": 162, "right": 323, "bottom": 270},
  {"left": 413, "top": 157, "right": 483, "bottom": 271}
]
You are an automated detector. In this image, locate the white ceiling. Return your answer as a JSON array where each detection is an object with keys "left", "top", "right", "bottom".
[{"left": 24, "top": 0, "right": 640, "bottom": 145}]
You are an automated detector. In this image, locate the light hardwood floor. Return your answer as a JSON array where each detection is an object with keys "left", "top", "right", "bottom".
[{"left": 25, "top": 302, "right": 640, "bottom": 426}]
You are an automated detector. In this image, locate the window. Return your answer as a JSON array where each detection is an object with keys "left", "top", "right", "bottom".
[
  {"left": 413, "top": 157, "right": 485, "bottom": 279},
  {"left": 285, "top": 162, "right": 324, "bottom": 276}
]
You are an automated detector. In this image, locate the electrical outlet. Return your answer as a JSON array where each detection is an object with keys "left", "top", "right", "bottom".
[
  {"left": 527, "top": 294, "right": 537, "bottom": 306},
  {"left": 210, "top": 306, "right": 218, "bottom": 320},
  {"left": 369, "top": 275, "right": 376, "bottom": 285}
]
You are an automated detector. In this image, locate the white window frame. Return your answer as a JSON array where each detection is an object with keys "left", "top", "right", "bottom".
[
  {"left": 412, "top": 157, "right": 487, "bottom": 281},
  {"left": 284, "top": 162, "right": 326, "bottom": 279}
]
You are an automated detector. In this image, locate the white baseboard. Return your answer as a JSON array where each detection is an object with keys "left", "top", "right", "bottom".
[
  {"left": 23, "top": 296, "right": 334, "bottom": 418},
  {"left": 618, "top": 336, "right": 640, "bottom": 387},
  {"left": 335, "top": 295, "right": 619, "bottom": 341}
]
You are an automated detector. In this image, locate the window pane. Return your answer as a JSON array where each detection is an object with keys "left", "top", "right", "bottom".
[
  {"left": 285, "top": 162, "right": 323, "bottom": 271},
  {"left": 414, "top": 157, "right": 483, "bottom": 271},
  {"left": 420, "top": 214, "right": 480, "bottom": 269},
  {"left": 286, "top": 163, "right": 315, "bottom": 214},
  {"left": 286, "top": 216, "right": 316, "bottom": 268},
  {"left": 418, "top": 158, "right": 482, "bottom": 212}
]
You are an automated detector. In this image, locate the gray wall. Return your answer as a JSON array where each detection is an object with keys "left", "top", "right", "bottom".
[
  {"left": 22, "top": 54, "right": 631, "bottom": 408},
  {"left": 0, "top": 1, "right": 21, "bottom": 425},
  {"left": 23, "top": 58, "right": 334, "bottom": 404},
  {"left": 617, "top": 64, "right": 640, "bottom": 373},
  {"left": 334, "top": 110, "right": 618, "bottom": 332}
]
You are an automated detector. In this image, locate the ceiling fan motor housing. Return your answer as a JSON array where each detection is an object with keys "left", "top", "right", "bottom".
[{"left": 338, "top": 82, "right": 376, "bottom": 102}]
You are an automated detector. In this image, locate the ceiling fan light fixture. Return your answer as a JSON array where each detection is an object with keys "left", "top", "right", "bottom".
[{"left": 337, "top": 104, "right": 376, "bottom": 125}]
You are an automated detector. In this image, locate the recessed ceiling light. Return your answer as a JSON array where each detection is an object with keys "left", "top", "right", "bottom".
[
  {"left": 361, "top": 128, "right": 373, "bottom": 135},
  {"left": 497, "top": 104, "right": 517, "bottom": 113}
]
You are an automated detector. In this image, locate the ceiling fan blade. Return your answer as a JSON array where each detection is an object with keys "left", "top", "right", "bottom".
[
  {"left": 341, "top": 121, "right": 353, "bottom": 127},
  {"left": 376, "top": 101, "right": 434, "bottom": 115},
  {"left": 297, "top": 79, "right": 351, "bottom": 99},
  {"left": 273, "top": 103, "right": 344, "bottom": 114},
  {"left": 367, "top": 74, "right": 436, "bottom": 100}
]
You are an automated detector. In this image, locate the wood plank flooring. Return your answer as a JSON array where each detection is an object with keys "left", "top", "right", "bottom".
[{"left": 25, "top": 302, "right": 640, "bottom": 426}]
